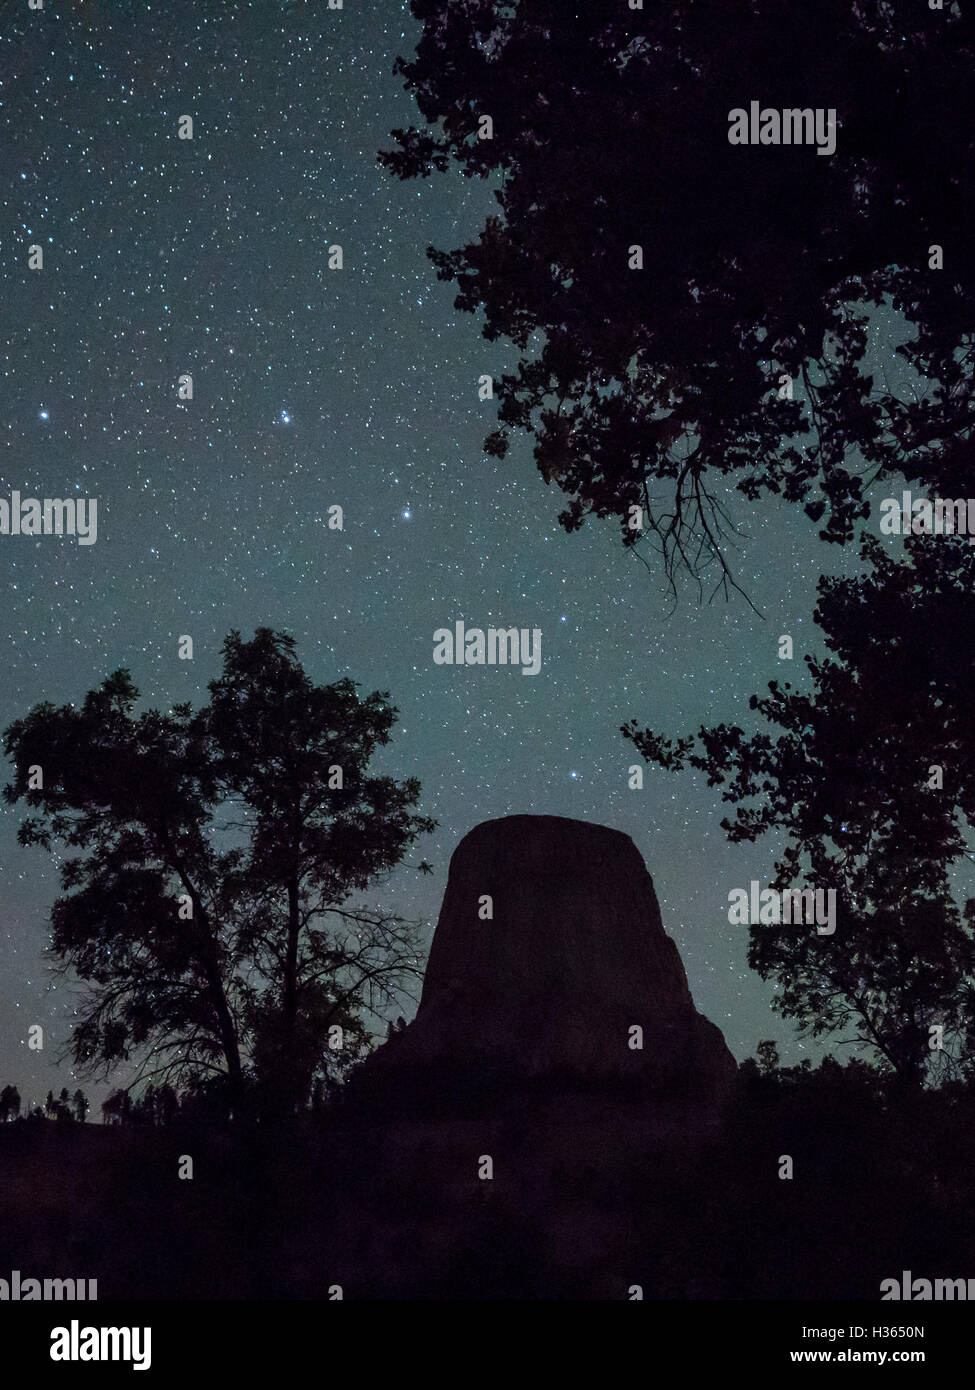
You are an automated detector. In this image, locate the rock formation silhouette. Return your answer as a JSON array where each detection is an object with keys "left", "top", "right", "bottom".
[{"left": 361, "top": 815, "right": 736, "bottom": 1113}]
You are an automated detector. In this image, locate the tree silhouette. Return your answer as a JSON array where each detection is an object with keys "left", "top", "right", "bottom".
[
  {"left": 201, "top": 629, "right": 436, "bottom": 1114},
  {"left": 156, "top": 1083, "right": 179, "bottom": 1126},
  {"left": 625, "top": 534, "right": 975, "bottom": 1082},
  {"left": 4, "top": 628, "right": 435, "bottom": 1115},
  {"left": 755, "top": 1040, "right": 780, "bottom": 1076},
  {"left": 72, "top": 1088, "right": 89, "bottom": 1124},
  {"left": 0, "top": 1085, "right": 20, "bottom": 1122},
  {"left": 54, "top": 1087, "right": 73, "bottom": 1124},
  {"left": 101, "top": 1089, "right": 131, "bottom": 1126},
  {"left": 382, "top": 1, "right": 975, "bottom": 596}
]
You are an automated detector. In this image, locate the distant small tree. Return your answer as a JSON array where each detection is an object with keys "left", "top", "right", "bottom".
[
  {"left": 72, "top": 1089, "right": 89, "bottom": 1124},
  {"left": 0, "top": 1085, "right": 19, "bottom": 1122},
  {"left": 755, "top": 1041, "right": 780, "bottom": 1076},
  {"left": 101, "top": 1089, "right": 131, "bottom": 1126},
  {"left": 133, "top": 1083, "right": 155, "bottom": 1126},
  {"left": 155, "top": 1083, "right": 179, "bottom": 1126}
]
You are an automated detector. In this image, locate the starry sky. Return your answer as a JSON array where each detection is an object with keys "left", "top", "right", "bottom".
[{"left": 1, "top": 0, "right": 886, "bottom": 1113}]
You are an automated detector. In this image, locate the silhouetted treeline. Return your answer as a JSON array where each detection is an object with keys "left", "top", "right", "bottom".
[
  {"left": 1, "top": 1080, "right": 242, "bottom": 1127},
  {"left": 1, "top": 1085, "right": 89, "bottom": 1124},
  {"left": 0, "top": 1075, "right": 344, "bottom": 1128},
  {"left": 101, "top": 1083, "right": 180, "bottom": 1126}
]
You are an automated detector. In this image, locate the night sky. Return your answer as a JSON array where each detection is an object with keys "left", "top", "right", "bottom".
[{"left": 1, "top": 0, "right": 881, "bottom": 1112}]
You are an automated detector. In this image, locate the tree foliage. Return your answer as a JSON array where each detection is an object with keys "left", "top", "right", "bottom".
[
  {"left": 3, "top": 629, "right": 435, "bottom": 1113},
  {"left": 0, "top": 1085, "right": 21, "bottom": 1122},
  {"left": 625, "top": 535, "right": 975, "bottom": 1082},
  {"left": 383, "top": 0, "right": 975, "bottom": 596}
]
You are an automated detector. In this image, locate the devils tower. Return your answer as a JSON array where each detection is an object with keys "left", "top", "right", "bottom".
[{"left": 363, "top": 815, "right": 736, "bottom": 1110}]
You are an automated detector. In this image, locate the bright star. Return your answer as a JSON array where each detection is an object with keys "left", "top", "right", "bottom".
[
  {"left": 280, "top": 410, "right": 291, "bottom": 424},
  {"left": 402, "top": 510, "right": 411, "bottom": 519},
  {"left": 39, "top": 410, "right": 49, "bottom": 420}
]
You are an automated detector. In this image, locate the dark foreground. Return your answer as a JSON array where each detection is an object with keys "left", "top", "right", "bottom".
[{"left": 2, "top": 1061, "right": 973, "bottom": 1301}]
